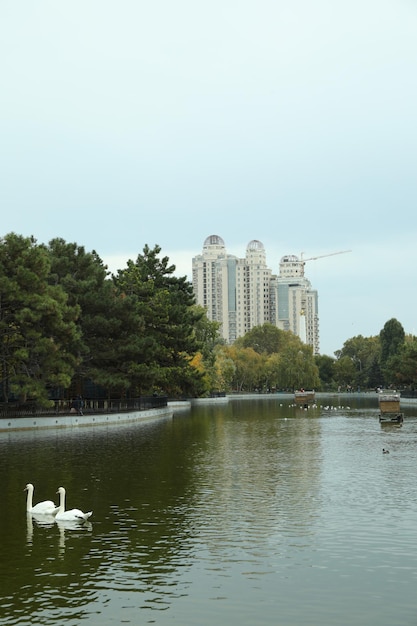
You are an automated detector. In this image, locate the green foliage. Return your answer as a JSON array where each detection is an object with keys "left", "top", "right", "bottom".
[
  {"left": 380, "top": 318, "right": 405, "bottom": 364},
  {"left": 333, "top": 356, "right": 356, "bottom": 388},
  {"left": 335, "top": 335, "right": 381, "bottom": 390},
  {"left": 235, "top": 323, "right": 288, "bottom": 355},
  {"left": 0, "top": 236, "right": 207, "bottom": 404},
  {"left": 192, "top": 305, "right": 222, "bottom": 361},
  {"left": 113, "top": 244, "right": 204, "bottom": 396},
  {"left": 383, "top": 337, "right": 417, "bottom": 388},
  {"left": 269, "top": 343, "right": 320, "bottom": 391},
  {"left": 211, "top": 344, "right": 236, "bottom": 391},
  {"left": 217, "top": 325, "right": 319, "bottom": 392},
  {"left": 332, "top": 321, "right": 408, "bottom": 390},
  {"left": 47, "top": 238, "right": 113, "bottom": 386},
  {"left": 379, "top": 319, "right": 406, "bottom": 384},
  {"left": 2, "top": 232, "right": 416, "bottom": 404},
  {"left": 314, "top": 354, "right": 336, "bottom": 389},
  {"left": 224, "top": 345, "right": 265, "bottom": 392},
  {"left": 0, "top": 233, "right": 80, "bottom": 405}
]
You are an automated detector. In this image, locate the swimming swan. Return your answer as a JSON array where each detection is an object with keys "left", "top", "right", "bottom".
[
  {"left": 24, "top": 483, "right": 58, "bottom": 515},
  {"left": 55, "top": 486, "right": 92, "bottom": 522}
]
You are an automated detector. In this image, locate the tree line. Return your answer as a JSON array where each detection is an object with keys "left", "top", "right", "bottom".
[
  {"left": 0, "top": 233, "right": 206, "bottom": 405},
  {"left": 1, "top": 233, "right": 415, "bottom": 406},
  {"left": 201, "top": 318, "right": 416, "bottom": 394},
  {"left": 317, "top": 317, "right": 417, "bottom": 393}
]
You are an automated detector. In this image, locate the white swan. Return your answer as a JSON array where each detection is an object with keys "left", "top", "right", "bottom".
[
  {"left": 55, "top": 486, "right": 92, "bottom": 522},
  {"left": 24, "top": 483, "right": 58, "bottom": 515}
]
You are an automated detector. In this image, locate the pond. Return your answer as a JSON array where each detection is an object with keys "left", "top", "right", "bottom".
[{"left": 1, "top": 394, "right": 417, "bottom": 626}]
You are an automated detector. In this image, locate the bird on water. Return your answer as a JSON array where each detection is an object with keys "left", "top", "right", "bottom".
[{"left": 55, "top": 486, "right": 92, "bottom": 522}]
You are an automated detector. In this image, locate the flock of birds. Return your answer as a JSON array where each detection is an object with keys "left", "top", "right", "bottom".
[
  {"left": 25, "top": 483, "right": 92, "bottom": 522},
  {"left": 285, "top": 403, "right": 352, "bottom": 410}
]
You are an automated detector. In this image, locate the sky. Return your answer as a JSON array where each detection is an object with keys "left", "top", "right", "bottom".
[{"left": 1, "top": 0, "right": 416, "bottom": 356}]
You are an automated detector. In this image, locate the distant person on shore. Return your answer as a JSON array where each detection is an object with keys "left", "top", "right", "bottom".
[{"left": 72, "top": 395, "right": 84, "bottom": 415}]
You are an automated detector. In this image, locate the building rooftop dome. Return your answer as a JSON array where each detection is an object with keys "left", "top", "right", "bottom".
[
  {"left": 280, "top": 254, "right": 300, "bottom": 263},
  {"left": 247, "top": 239, "right": 264, "bottom": 251},
  {"left": 203, "top": 235, "right": 225, "bottom": 247}
]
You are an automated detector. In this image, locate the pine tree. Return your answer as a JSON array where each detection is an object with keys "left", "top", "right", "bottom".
[
  {"left": 0, "top": 233, "right": 80, "bottom": 405},
  {"left": 114, "top": 244, "right": 204, "bottom": 396}
]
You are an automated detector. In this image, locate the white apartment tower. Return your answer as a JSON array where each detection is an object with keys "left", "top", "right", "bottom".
[
  {"left": 192, "top": 236, "right": 319, "bottom": 353},
  {"left": 272, "top": 255, "right": 320, "bottom": 354},
  {"left": 191, "top": 235, "right": 228, "bottom": 323},
  {"left": 237, "top": 240, "right": 272, "bottom": 338}
]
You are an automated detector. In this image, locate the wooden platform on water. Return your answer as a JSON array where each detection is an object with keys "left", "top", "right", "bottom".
[
  {"left": 294, "top": 390, "right": 315, "bottom": 404},
  {"left": 378, "top": 392, "right": 403, "bottom": 424}
]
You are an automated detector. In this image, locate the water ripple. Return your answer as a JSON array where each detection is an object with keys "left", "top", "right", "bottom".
[{"left": 2, "top": 402, "right": 417, "bottom": 625}]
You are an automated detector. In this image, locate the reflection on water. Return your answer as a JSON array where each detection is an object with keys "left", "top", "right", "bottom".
[
  {"left": 1, "top": 396, "right": 417, "bottom": 625},
  {"left": 26, "top": 512, "right": 93, "bottom": 558},
  {"left": 26, "top": 512, "right": 55, "bottom": 544}
]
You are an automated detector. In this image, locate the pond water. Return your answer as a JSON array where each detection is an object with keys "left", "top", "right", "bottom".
[{"left": 1, "top": 394, "right": 417, "bottom": 626}]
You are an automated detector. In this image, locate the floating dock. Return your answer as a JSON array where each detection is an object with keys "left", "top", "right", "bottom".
[{"left": 378, "top": 392, "right": 403, "bottom": 424}]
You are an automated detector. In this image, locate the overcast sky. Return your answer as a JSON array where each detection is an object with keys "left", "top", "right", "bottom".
[{"left": 1, "top": 0, "right": 416, "bottom": 356}]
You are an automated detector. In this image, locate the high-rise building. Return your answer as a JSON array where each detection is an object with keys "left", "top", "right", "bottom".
[
  {"left": 270, "top": 255, "right": 319, "bottom": 353},
  {"left": 192, "top": 236, "right": 320, "bottom": 354}
]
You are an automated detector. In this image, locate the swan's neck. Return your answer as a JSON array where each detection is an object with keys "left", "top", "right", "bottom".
[
  {"left": 57, "top": 490, "right": 66, "bottom": 513},
  {"left": 26, "top": 486, "right": 34, "bottom": 511}
]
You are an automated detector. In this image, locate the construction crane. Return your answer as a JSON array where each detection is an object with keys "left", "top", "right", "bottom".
[{"left": 299, "top": 250, "right": 351, "bottom": 276}]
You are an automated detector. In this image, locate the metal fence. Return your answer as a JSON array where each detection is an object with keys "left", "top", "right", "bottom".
[
  {"left": 401, "top": 390, "right": 417, "bottom": 398},
  {"left": 0, "top": 396, "right": 168, "bottom": 419}
]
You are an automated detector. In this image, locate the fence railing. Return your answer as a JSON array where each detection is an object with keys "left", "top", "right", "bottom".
[
  {"left": 0, "top": 396, "right": 168, "bottom": 419},
  {"left": 400, "top": 389, "right": 417, "bottom": 398}
]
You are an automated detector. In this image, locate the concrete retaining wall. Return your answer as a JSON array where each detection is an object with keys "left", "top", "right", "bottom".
[{"left": 0, "top": 406, "right": 173, "bottom": 432}]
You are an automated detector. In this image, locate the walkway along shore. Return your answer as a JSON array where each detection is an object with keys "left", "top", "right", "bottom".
[
  {"left": 0, "top": 396, "right": 230, "bottom": 433},
  {"left": 0, "top": 406, "right": 173, "bottom": 433}
]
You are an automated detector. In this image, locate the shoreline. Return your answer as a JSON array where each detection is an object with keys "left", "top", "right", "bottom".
[
  {"left": 0, "top": 406, "right": 173, "bottom": 433},
  {"left": 1, "top": 392, "right": 415, "bottom": 433}
]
